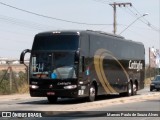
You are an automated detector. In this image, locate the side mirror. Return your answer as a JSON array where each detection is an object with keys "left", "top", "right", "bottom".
[
  {"left": 75, "top": 50, "right": 80, "bottom": 62},
  {"left": 20, "top": 49, "right": 31, "bottom": 64}
]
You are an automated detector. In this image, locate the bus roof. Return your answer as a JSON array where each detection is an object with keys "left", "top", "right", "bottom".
[
  {"left": 37, "top": 30, "right": 123, "bottom": 38},
  {"left": 36, "top": 30, "right": 144, "bottom": 46}
]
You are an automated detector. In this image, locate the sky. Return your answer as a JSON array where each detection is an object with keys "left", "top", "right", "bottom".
[{"left": 0, "top": 0, "right": 159, "bottom": 63}]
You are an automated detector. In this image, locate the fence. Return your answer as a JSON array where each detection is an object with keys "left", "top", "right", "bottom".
[{"left": 0, "top": 63, "right": 28, "bottom": 95}]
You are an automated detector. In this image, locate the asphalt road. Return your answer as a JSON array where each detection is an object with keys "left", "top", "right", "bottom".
[
  {"left": 0, "top": 86, "right": 160, "bottom": 120},
  {"left": 52, "top": 96, "right": 159, "bottom": 120},
  {"left": 0, "top": 86, "right": 156, "bottom": 111}
]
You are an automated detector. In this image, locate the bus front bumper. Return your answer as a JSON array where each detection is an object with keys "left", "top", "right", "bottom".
[
  {"left": 30, "top": 88, "right": 80, "bottom": 98},
  {"left": 29, "top": 86, "right": 88, "bottom": 98}
]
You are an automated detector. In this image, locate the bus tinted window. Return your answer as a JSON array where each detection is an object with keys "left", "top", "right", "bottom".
[{"left": 32, "top": 35, "right": 79, "bottom": 50}]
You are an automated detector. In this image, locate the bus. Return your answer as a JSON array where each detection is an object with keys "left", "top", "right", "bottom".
[{"left": 20, "top": 30, "right": 145, "bottom": 103}]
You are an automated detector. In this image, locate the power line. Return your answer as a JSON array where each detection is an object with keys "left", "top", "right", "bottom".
[
  {"left": 92, "top": 0, "right": 122, "bottom": 4},
  {"left": 132, "top": 6, "right": 148, "bottom": 22},
  {"left": 0, "top": 36, "right": 30, "bottom": 44},
  {"left": 92, "top": 0, "right": 160, "bottom": 32},
  {"left": 124, "top": 7, "right": 148, "bottom": 25},
  {"left": 126, "top": 7, "right": 150, "bottom": 26},
  {"left": 92, "top": 0, "right": 110, "bottom": 4},
  {"left": 0, "top": 1, "right": 112, "bottom": 26},
  {"left": 118, "top": 24, "right": 159, "bottom": 32},
  {"left": 131, "top": 6, "right": 160, "bottom": 32},
  {"left": 0, "top": 47, "right": 21, "bottom": 52},
  {"left": 126, "top": 7, "right": 138, "bottom": 17},
  {"left": 119, "top": 5, "right": 160, "bottom": 32},
  {"left": 119, "top": 13, "right": 149, "bottom": 35},
  {"left": 0, "top": 26, "right": 34, "bottom": 37},
  {"left": 0, "top": 14, "right": 60, "bottom": 31},
  {"left": 110, "top": 2, "right": 160, "bottom": 32}
]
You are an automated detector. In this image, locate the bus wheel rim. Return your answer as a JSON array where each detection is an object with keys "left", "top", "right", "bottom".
[
  {"left": 90, "top": 87, "right": 95, "bottom": 97},
  {"left": 128, "top": 84, "right": 132, "bottom": 94}
]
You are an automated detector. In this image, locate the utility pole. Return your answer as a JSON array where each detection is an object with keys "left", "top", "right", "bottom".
[
  {"left": 110, "top": 2, "right": 132, "bottom": 34},
  {"left": 9, "top": 65, "right": 12, "bottom": 93},
  {"left": 6, "top": 61, "right": 13, "bottom": 93}
]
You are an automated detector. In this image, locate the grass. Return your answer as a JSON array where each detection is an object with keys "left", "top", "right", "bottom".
[
  {"left": 17, "top": 83, "right": 29, "bottom": 94},
  {"left": 144, "top": 77, "right": 154, "bottom": 86}
]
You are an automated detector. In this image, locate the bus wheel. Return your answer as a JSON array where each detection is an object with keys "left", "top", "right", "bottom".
[
  {"left": 47, "top": 96, "right": 57, "bottom": 103},
  {"left": 88, "top": 84, "right": 96, "bottom": 102},
  {"left": 126, "top": 82, "right": 132, "bottom": 96},
  {"left": 132, "top": 83, "right": 137, "bottom": 95}
]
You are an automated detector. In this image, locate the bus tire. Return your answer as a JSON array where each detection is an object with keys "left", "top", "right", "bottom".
[
  {"left": 87, "top": 84, "right": 96, "bottom": 102},
  {"left": 47, "top": 96, "right": 57, "bottom": 103},
  {"left": 126, "top": 82, "right": 132, "bottom": 96}
]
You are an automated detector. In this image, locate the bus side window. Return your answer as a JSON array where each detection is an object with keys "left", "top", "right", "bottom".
[{"left": 79, "top": 56, "right": 85, "bottom": 72}]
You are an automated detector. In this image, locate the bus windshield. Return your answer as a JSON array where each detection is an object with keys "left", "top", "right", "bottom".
[
  {"left": 32, "top": 35, "right": 79, "bottom": 51},
  {"left": 31, "top": 51, "right": 77, "bottom": 79}
]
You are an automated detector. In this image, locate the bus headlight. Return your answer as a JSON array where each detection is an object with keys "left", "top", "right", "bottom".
[
  {"left": 64, "top": 85, "right": 77, "bottom": 89},
  {"left": 30, "top": 85, "right": 39, "bottom": 89}
]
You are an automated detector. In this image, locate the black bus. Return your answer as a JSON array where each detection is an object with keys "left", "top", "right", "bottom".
[{"left": 20, "top": 30, "right": 145, "bottom": 103}]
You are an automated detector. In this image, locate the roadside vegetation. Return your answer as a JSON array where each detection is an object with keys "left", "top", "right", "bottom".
[
  {"left": 0, "top": 66, "right": 159, "bottom": 95},
  {"left": 0, "top": 70, "right": 28, "bottom": 95}
]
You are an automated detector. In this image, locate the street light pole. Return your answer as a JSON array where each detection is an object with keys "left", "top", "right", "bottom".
[{"left": 119, "top": 13, "right": 149, "bottom": 35}]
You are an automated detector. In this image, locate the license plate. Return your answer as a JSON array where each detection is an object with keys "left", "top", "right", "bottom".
[{"left": 47, "top": 92, "right": 55, "bottom": 95}]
